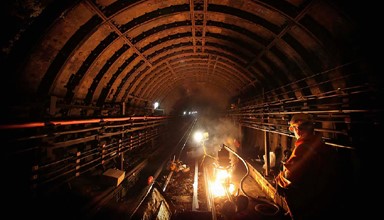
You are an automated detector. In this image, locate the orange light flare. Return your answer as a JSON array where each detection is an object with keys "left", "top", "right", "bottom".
[{"left": 209, "top": 166, "right": 236, "bottom": 198}]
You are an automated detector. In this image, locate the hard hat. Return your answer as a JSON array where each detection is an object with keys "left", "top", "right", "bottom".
[{"left": 289, "top": 113, "right": 313, "bottom": 126}]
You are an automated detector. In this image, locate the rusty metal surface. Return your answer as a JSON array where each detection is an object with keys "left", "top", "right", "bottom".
[{"left": 0, "top": 0, "right": 377, "bottom": 118}]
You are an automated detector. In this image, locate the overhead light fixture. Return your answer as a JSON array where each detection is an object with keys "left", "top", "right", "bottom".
[{"left": 153, "top": 102, "right": 159, "bottom": 109}]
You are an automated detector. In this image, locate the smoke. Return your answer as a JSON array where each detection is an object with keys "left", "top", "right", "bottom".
[
  {"left": 168, "top": 82, "right": 232, "bottom": 115},
  {"left": 196, "top": 116, "right": 242, "bottom": 155}
]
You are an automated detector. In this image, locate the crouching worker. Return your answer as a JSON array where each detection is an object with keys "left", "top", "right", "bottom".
[{"left": 274, "top": 113, "right": 338, "bottom": 220}]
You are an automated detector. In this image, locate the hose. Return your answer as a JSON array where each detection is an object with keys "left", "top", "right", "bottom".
[
  {"left": 222, "top": 144, "right": 282, "bottom": 218},
  {"left": 221, "top": 144, "right": 256, "bottom": 200}
]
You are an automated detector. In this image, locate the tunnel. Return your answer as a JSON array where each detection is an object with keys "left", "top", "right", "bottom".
[{"left": 0, "top": 0, "right": 381, "bottom": 219}]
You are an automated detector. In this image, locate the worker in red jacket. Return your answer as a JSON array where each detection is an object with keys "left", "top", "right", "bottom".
[{"left": 274, "top": 113, "right": 337, "bottom": 220}]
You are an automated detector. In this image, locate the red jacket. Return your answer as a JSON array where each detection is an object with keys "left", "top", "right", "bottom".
[{"left": 274, "top": 133, "right": 336, "bottom": 219}]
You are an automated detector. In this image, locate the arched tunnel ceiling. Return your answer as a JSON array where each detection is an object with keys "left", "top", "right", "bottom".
[{"left": 0, "top": 0, "right": 377, "bottom": 117}]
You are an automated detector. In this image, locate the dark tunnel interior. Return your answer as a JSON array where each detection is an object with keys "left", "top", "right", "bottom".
[{"left": 0, "top": 0, "right": 382, "bottom": 219}]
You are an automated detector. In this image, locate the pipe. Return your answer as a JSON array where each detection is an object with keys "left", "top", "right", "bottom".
[
  {"left": 0, "top": 115, "right": 168, "bottom": 129},
  {"left": 240, "top": 123, "right": 355, "bottom": 149},
  {"left": 264, "top": 128, "right": 270, "bottom": 177}
]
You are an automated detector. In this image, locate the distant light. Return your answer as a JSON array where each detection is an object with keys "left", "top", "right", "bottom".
[
  {"left": 184, "top": 110, "right": 198, "bottom": 115},
  {"left": 153, "top": 102, "right": 159, "bottom": 109}
]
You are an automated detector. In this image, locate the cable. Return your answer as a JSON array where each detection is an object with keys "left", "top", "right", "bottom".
[
  {"left": 221, "top": 144, "right": 256, "bottom": 200},
  {"left": 223, "top": 144, "right": 283, "bottom": 218}
]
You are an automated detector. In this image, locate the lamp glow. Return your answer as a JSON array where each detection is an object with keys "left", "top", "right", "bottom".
[
  {"left": 210, "top": 167, "right": 235, "bottom": 197},
  {"left": 194, "top": 131, "right": 203, "bottom": 142}
]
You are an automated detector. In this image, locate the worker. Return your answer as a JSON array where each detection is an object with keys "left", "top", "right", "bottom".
[{"left": 274, "top": 113, "right": 338, "bottom": 220}]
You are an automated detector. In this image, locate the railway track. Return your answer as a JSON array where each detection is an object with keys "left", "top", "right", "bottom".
[
  {"left": 127, "top": 118, "right": 234, "bottom": 219},
  {"left": 160, "top": 154, "right": 210, "bottom": 215},
  {"left": 154, "top": 140, "right": 237, "bottom": 219},
  {"left": 88, "top": 118, "right": 242, "bottom": 220}
]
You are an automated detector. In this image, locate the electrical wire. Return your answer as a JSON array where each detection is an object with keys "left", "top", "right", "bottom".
[
  {"left": 222, "top": 144, "right": 283, "bottom": 217},
  {"left": 221, "top": 144, "right": 257, "bottom": 200}
]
